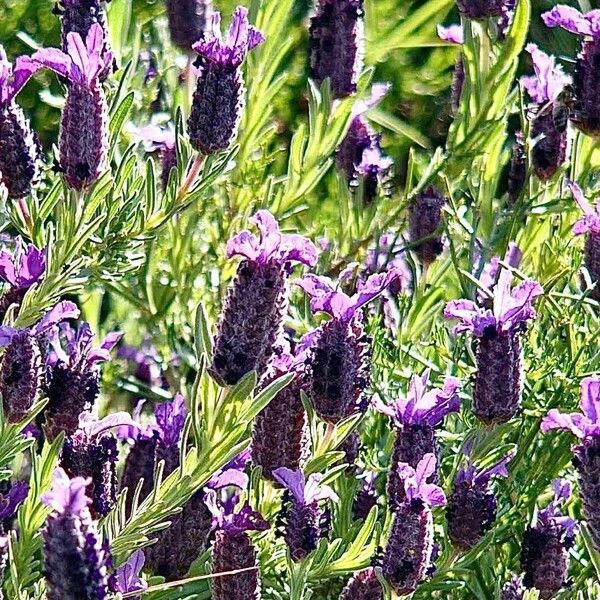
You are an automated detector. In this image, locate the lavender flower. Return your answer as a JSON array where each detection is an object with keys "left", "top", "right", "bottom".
[
  {"left": 352, "top": 471, "right": 377, "bottom": 520},
  {"left": 541, "top": 376, "right": 600, "bottom": 550},
  {"left": 566, "top": 181, "right": 600, "bottom": 301},
  {"left": 41, "top": 468, "right": 111, "bottom": 600},
  {"left": 110, "top": 550, "right": 147, "bottom": 600},
  {"left": 273, "top": 467, "right": 338, "bottom": 561},
  {"left": 381, "top": 454, "right": 446, "bottom": 595},
  {"left": 252, "top": 351, "right": 308, "bottom": 481},
  {"left": 0, "top": 301, "right": 79, "bottom": 423},
  {"left": 444, "top": 268, "right": 543, "bottom": 424},
  {"left": 297, "top": 270, "right": 399, "bottom": 422},
  {"left": 0, "top": 48, "right": 41, "bottom": 199},
  {"left": 340, "top": 567, "right": 383, "bottom": 600},
  {"left": 309, "top": 0, "right": 364, "bottom": 98},
  {"left": 0, "top": 480, "right": 28, "bottom": 533},
  {"left": 521, "top": 44, "right": 571, "bottom": 180},
  {"left": 210, "top": 210, "right": 317, "bottom": 386},
  {"left": 0, "top": 241, "right": 45, "bottom": 321},
  {"left": 166, "top": 0, "right": 212, "bottom": 50},
  {"left": 27, "top": 24, "right": 111, "bottom": 189},
  {"left": 120, "top": 433, "right": 157, "bottom": 516},
  {"left": 206, "top": 494, "right": 269, "bottom": 600},
  {"left": 408, "top": 187, "right": 446, "bottom": 267},
  {"left": 501, "top": 575, "right": 525, "bottom": 600},
  {"left": 137, "top": 124, "right": 177, "bottom": 191},
  {"left": 187, "top": 7, "right": 264, "bottom": 155},
  {"left": 61, "top": 412, "right": 137, "bottom": 518},
  {"left": 507, "top": 131, "right": 527, "bottom": 204},
  {"left": 438, "top": 25, "right": 464, "bottom": 113},
  {"left": 543, "top": 6, "right": 600, "bottom": 136},
  {"left": 446, "top": 450, "right": 512, "bottom": 550},
  {"left": 456, "top": 0, "right": 506, "bottom": 20},
  {"left": 44, "top": 323, "right": 122, "bottom": 440},
  {"left": 520, "top": 480, "right": 577, "bottom": 599},
  {"left": 376, "top": 370, "right": 460, "bottom": 508}
]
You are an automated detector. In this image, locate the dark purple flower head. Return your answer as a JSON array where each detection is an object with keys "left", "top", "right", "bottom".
[
  {"left": 111, "top": 550, "right": 147, "bottom": 597},
  {"left": 521, "top": 44, "right": 570, "bottom": 105},
  {"left": 205, "top": 492, "right": 269, "bottom": 536},
  {"left": 437, "top": 24, "right": 464, "bottom": 44},
  {"left": 455, "top": 448, "right": 513, "bottom": 488},
  {"left": 166, "top": 0, "right": 213, "bottom": 50},
  {"left": 542, "top": 375, "right": 600, "bottom": 439},
  {"left": 542, "top": 5, "right": 600, "bottom": 38},
  {"left": 375, "top": 370, "right": 461, "bottom": 428},
  {"left": 0, "top": 47, "right": 40, "bottom": 106},
  {"left": 0, "top": 481, "right": 28, "bottom": 520},
  {"left": 397, "top": 454, "right": 447, "bottom": 508},
  {"left": 444, "top": 268, "right": 543, "bottom": 336},
  {"left": 0, "top": 243, "right": 45, "bottom": 290},
  {"left": 227, "top": 210, "right": 317, "bottom": 268},
  {"left": 297, "top": 270, "right": 400, "bottom": 322},
  {"left": 154, "top": 393, "right": 187, "bottom": 447},
  {"left": 567, "top": 181, "right": 600, "bottom": 235},
  {"left": 42, "top": 468, "right": 91, "bottom": 516},
  {"left": 192, "top": 7, "right": 264, "bottom": 68},
  {"left": 272, "top": 468, "right": 339, "bottom": 505},
  {"left": 537, "top": 479, "right": 578, "bottom": 540}
]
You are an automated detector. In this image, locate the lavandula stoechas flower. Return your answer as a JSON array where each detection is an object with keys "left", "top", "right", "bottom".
[
  {"left": 542, "top": 376, "right": 600, "bottom": 551},
  {"left": 519, "top": 480, "right": 577, "bottom": 599},
  {"left": 297, "top": 270, "right": 399, "bottom": 423},
  {"left": 0, "top": 241, "right": 45, "bottom": 321},
  {"left": 501, "top": 575, "right": 525, "bottom": 600},
  {"left": 381, "top": 454, "right": 446, "bottom": 595},
  {"left": 138, "top": 124, "right": 177, "bottom": 191},
  {"left": 444, "top": 268, "right": 542, "bottom": 424},
  {"left": 521, "top": 44, "right": 571, "bottom": 180},
  {"left": 28, "top": 25, "right": 111, "bottom": 190},
  {"left": 507, "top": 131, "right": 527, "bottom": 205},
  {"left": 408, "top": 187, "right": 447, "bottom": 267},
  {"left": 446, "top": 450, "right": 512, "bottom": 550},
  {"left": 188, "top": 7, "right": 264, "bottom": 155},
  {"left": 566, "top": 181, "right": 600, "bottom": 302},
  {"left": 44, "top": 323, "right": 122, "bottom": 440},
  {"left": 456, "top": 0, "right": 506, "bottom": 20},
  {"left": 55, "top": 0, "right": 110, "bottom": 57},
  {"left": 0, "top": 301, "right": 79, "bottom": 423},
  {"left": 166, "top": 0, "right": 212, "bottom": 50},
  {"left": 252, "top": 350, "right": 308, "bottom": 482},
  {"left": 110, "top": 550, "right": 147, "bottom": 600},
  {"left": 206, "top": 493, "right": 269, "bottom": 600},
  {"left": 273, "top": 467, "right": 338, "bottom": 561},
  {"left": 61, "top": 412, "right": 137, "bottom": 518},
  {"left": 375, "top": 370, "right": 460, "bottom": 508},
  {"left": 543, "top": 6, "right": 600, "bottom": 136},
  {"left": 336, "top": 84, "right": 392, "bottom": 202},
  {"left": 0, "top": 48, "right": 41, "bottom": 199},
  {"left": 309, "top": 0, "right": 364, "bottom": 98},
  {"left": 437, "top": 25, "right": 464, "bottom": 113},
  {"left": 0, "top": 480, "right": 28, "bottom": 534},
  {"left": 41, "top": 468, "right": 111, "bottom": 600},
  {"left": 352, "top": 471, "right": 377, "bottom": 520},
  {"left": 340, "top": 567, "right": 383, "bottom": 600},
  {"left": 210, "top": 210, "right": 317, "bottom": 386}
]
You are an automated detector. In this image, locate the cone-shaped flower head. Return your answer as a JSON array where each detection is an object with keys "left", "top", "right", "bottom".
[
  {"left": 0, "top": 48, "right": 41, "bottom": 199},
  {"left": 44, "top": 323, "right": 122, "bottom": 440},
  {"left": 438, "top": 25, "right": 464, "bottom": 112},
  {"left": 0, "top": 480, "right": 28, "bottom": 534},
  {"left": 521, "top": 44, "right": 571, "bottom": 180},
  {"left": 27, "top": 24, "right": 111, "bottom": 189},
  {"left": 381, "top": 454, "right": 446, "bottom": 595},
  {"left": 507, "top": 131, "right": 527, "bottom": 204},
  {"left": 543, "top": 6, "right": 600, "bottom": 136},
  {"left": 0, "top": 301, "right": 79, "bottom": 423},
  {"left": 340, "top": 567, "right": 383, "bottom": 600},
  {"left": 376, "top": 370, "right": 460, "bottom": 508},
  {"left": 166, "top": 0, "right": 213, "bottom": 49},
  {"left": 61, "top": 412, "right": 138, "bottom": 518},
  {"left": 446, "top": 449, "right": 513, "bottom": 550},
  {"left": 501, "top": 575, "right": 525, "bottom": 600},
  {"left": 297, "top": 270, "right": 399, "bottom": 423},
  {"left": 137, "top": 124, "right": 177, "bottom": 191},
  {"left": 252, "top": 349, "right": 308, "bottom": 482},
  {"left": 444, "top": 269, "right": 542, "bottom": 424},
  {"left": 0, "top": 242, "right": 45, "bottom": 321},
  {"left": 309, "top": 0, "right": 364, "bottom": 98},
  {"left": 408, "top": 187, "right": 447, "bottom": 266},
  {"left": 206, "top": 492, "right": 269, "bottom": 600},
  {"left": 187, "top": 7, "right": 264, "bottom": 155},
  {"left": 456, "top": 0, "right": 507, "bottom": 20},
  {"left": 110, "top": 550, "right": 147, "bottom": 600},
  {"left": 566, "top": 181, "right": 600, "bottom": 301},
  {"left": 41, "top": 468, "right": 111, "bottom": 600},
  {"left": 541, "top": 376, "right": 600, "bottom": 550},
  {"left": 273, "top": 467, "right": 338, "bottom": 561},
  {"left": 336, "top": 84, "right": 392, "bottom": 202},
  {"left": 520, "top": 480, "right": 577, "bottom": 599},
  {"left": 210, "top": 210, "right": 317, "bottom": 386}
]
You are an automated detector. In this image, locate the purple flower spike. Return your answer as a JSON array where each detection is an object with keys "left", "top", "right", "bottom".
[
  {"left": 42, "top": 468, "right": 91, "bottom": 517},
  {"left": 437, "top": 24, "right": 464, "bottom": 44},
  {"left": 0, "top": 48, "right": 42, "bottom": 200},
  {"left": 456, "top": 0, "right": 507, "bottom": 20},
  {"left": 188, "top": 7, "right": 263, "bottom": 155},
  {"left": 408, "top": 187, "right": 447, "bottom": 266},
  {"left": 341, "top": 567, "right": 383, "bottom": 600},
  {"left": 210, "top": 211, "right": 316, "bottom": 387},
  {"left": 155, "top": 393, "right": 187, "bottom": 447},
  {"left": 111, "top": 550, "right": 147, "bottom": 599},
  {"left": 166, "top": 0, "right": 213, "bottom": 50},
  {"left": 273, "top": 468, "right": 337, "bottom": 561}
]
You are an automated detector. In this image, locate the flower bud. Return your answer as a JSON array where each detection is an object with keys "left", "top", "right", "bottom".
[
  {"left": 408, "top": 187, "right": 446, "bottom": 266},
  {"left": 340, "top": 567, "right": 383, "bottom": 600}
]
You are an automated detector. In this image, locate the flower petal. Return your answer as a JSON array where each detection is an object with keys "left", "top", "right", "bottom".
[{"left": 542, "top": 5, "right": 592, "bottom": 35}]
